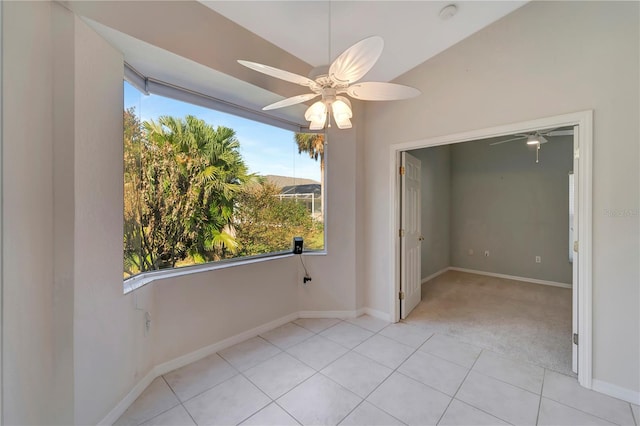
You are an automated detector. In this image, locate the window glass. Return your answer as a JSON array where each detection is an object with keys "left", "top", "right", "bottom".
[{"left": 124, "top": 81, "right": 324, "bottom": 279}]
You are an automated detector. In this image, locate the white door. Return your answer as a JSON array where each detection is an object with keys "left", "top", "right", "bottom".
[
  {"left": 571, "top": 126, "right": 579, "bottom": 374},
  {"left": 401, "top": 152, "right": 422, "bottom": 319}
]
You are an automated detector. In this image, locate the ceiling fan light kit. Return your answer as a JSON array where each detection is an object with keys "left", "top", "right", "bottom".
[
  {"left": 526, "top": 134, "right": 540, "bottom": 145},
  {"left": 238, "top": 36, "right": 421, "bottom": 130},
  {"left": 489, "top": 128, "right": 572, "bottom": 163}
]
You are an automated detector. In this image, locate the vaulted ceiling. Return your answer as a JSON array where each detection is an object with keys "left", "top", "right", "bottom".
[{"left": 71, "top": 1, "right": 526, "bottom": 127}]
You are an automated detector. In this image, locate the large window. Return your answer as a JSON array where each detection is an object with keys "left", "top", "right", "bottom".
[{"left": 124, "top": 81, "right": 324, "bottom": 280}]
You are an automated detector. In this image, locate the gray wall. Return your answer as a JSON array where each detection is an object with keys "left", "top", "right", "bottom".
[
  {"left": 408, "top": 145, "right": 451, "bottom": 280},
  {"left": 450, "top": 136, "right": 573, "bottom": 284}
]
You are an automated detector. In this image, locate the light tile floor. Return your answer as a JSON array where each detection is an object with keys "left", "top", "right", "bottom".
[{"left": 116, "top": 316, "right": 639, "bottom": 426}]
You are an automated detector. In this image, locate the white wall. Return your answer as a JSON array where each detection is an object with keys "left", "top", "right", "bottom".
[
  {"left": 364, "top": 1, "right": 639, "bottom": 396},
  {"left": 152, "top": 258, "right": 298, "bottom": 365},
  {"left": 407, "top": 146, "right": 451, "bottom": 280},
  {"left": 3, "top": 2, "right": 363, "bottom": 423},
  {"left": 69, "top": 8, "right": 358, "bottom": 423},
  {"left": 2, "top": 2, "right": 57, "bottom": 423},
  {"left": 72, "top": 15, "right": 158, "bottom": 425},
  {"left": 298, "top": 126, "right": 359, "bottom": 314}
]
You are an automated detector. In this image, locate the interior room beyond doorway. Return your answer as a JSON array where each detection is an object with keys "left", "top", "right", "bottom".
[
  {"left": 406, "top": 270, "right": 572, "bottom": 374},
  {"left": 402, "top": 128, "right": 575, "bottom": 374}
]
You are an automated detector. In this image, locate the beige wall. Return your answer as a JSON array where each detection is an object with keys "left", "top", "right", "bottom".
[
  {"left": 3, "top": 2, "right": 57, "bottom": 423},
  {"left": 3, "top": 4, "right": 160, "bottom": 423},
  {"left": 72, "top": 14, "right": 158, "bottom": 425},
  {"left": 364, "top": 1, "right": 639, "bottom": 395},
  {"left": 2, "top": 2, "right": 362, "bottom": 423},
  {"left": 4, "top": 1, "right": 638, "bottom": 423}
]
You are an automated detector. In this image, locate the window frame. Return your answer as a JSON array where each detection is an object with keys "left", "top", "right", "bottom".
[{"left": 122, "top": 67, "right": 327, "bottom": 292}]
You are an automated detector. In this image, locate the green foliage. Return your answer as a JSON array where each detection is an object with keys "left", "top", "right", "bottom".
[
  {"left": 234, "top": 181, "right": 322, "bottom": 255},
  {"left": 294, "top": 133, "right": 325, "bottom": 163},
  {"left": 124, "top": 112, "right": 250, "bottom": 276},
  {"left": 124, "top": 110, "right": 326, "bottom": 279}
]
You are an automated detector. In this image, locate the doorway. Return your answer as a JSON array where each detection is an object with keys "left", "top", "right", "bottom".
[{"left": 390, "top": 110, "right": 593, "bottom": 388}]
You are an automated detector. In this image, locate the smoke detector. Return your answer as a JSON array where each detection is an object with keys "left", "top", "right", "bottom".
[{"left": 439, "top": 4, "right": 458, "bottom": 20}]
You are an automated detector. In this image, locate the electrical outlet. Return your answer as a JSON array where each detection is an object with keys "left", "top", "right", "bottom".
[
  {"left": 484, "top": 250, "right": 490, "bottom": 257},
  {"left": 536, "top": 256, "right": 541, "bottom": 263}
]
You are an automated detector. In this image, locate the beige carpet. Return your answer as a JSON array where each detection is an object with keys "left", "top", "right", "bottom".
[{"left": 405, "top": 270, "right": 574, "bottom": 375}]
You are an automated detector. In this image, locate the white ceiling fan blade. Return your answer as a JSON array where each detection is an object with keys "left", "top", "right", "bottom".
[
  {"left": 345, "top": 82, "right": 421, "bottom": 101},
  {"left": 263, "top": 93, "right": 319, "bottom": 111},
  {"left": 489, "top": 136, "right": 526, "bottom": 146},
  {"left": 238, "top": 60, "right": 315, "bottom": 87},
  {"left": 544, "top": 130, "right": 574, "bottom": 137},
  {"left": 329, "top": 36, "right": 384, "bottom": 85}
]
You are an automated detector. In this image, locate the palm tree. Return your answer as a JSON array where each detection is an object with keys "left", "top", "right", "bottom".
[
  {"left": 129, "top": 115, "right": 250, "bottom": 270},
  {"left": 294, "top": 133, "right": 325, "bottom": 220}
]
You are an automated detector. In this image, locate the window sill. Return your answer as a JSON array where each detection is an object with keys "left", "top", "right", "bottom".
[{"left": 123, "top": 250, "right": 327, "bottom": 294}]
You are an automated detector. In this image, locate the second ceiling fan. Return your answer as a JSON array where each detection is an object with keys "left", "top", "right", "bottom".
[
  {"left": 489, "top": 128, "right": 574, "bottom": 146},
  {"left": 489, "top": 128, "right": 574, "bottom": 163},
  {"left": 239, "top": 36, "right": 421, "bottom": 130}
]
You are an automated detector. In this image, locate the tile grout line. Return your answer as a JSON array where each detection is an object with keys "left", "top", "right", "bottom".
[
  {"left": 218, "top": 342, "right": 283, "bottom": 374},
  {"left": 271, "top": 399, "right": 303, "bottom": 426},
  {"left": 128, "top": 316, "right": 632, "bottom": 426},
  {"left": 539, "top": 393, "right": 632, "bottom": 426},
  {"left": 299, "top": 322, "right": 399, "bottom": 424},
  {"left": 170, "top": 357, "right": 242, "bottom": 406},
  {"left": 260, "top": 321, "right": 355, "bottom": 426},
  {"left": 330, "top": 326, "right": 428, "bottom": 426},
  {"left": 235, "top": 320, "right": 337, "bottom": 425},
  {"left": 312, "top": 323, "right": 419, "bottom": 425},
  {"left": 535, "top": 368, "right": 546, "bottom": 425},
  {"left": 437, "top": 349, "right": 523, "bottom": 426},
  {"left": 435, "top": 347, "right": 485, "bottom": 425},
  {"left": 161, "top": 375, "right": 198, "bottom": 426},
  {"left": 418, "top": 336, "right": 548, "bottom": 397},
  {"left": 470, "top": 362, "right": 544, "bottom": 396},
  {"left": 541, "top": 369, "right": 635, "bottom": 425}
]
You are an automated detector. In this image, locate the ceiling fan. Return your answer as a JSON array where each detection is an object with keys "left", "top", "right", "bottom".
[
  {"left": 489, "top": 129, "right": 574, "bottom": 146},
  {"left": 489, "top": 128, "right": 574, "bottom": 163},
  {"left": 238, "top": 36, "right": 421, "bottom": 130}
]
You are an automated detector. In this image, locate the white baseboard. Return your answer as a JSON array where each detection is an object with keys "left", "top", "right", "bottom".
[
  {"left": 449, "top": 267, "right": 572, "bottom": 289},
  {"left": 100, "top": 307, "right": 391, "bottom": 424},
  {"left": 592, "top": 379, "right": 640, "bottom": 405},
  {"left": 154, "top": 311, "right": 299, "bottom": 376},
  {"left": 299, "top": 308, "right": 391, "bottom": 322},
  {"left": 421, "top": 267, "right": 450, "bottom": 285},
  {"left": 99, "top": 311, "right": 298, "bottom": 425},
  {"left": 298, "top": 310, "right": 359, "bottom": 319},
  {"left": 98, "top": 369, "right": 157, "bottom": 426},
  {"left": 361, "top": 307, "right": 392, "bottom": 322}
]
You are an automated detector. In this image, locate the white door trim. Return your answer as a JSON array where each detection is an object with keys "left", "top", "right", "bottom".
[{"left": 388, "top": 110, "right": 593, "bottom": 389}]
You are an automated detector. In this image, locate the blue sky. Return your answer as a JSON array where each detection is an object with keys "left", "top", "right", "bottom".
[{"left": 124, "top": 81, "right": 321, "bottom": 182}]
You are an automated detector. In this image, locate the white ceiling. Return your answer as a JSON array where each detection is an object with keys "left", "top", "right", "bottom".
[
  {"left": 82, "top": 17, "right": 309, "bottom": 125},
  {"left": 80, "top": 1, "right": 527, "bottom": 128},
  {"left": 202, "top": 1, "right": 527, "bottom": 82}
]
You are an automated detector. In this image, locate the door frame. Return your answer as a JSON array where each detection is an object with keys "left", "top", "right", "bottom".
[{"left": 389, "top": 110, "right": 593, "bottom": 388}]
